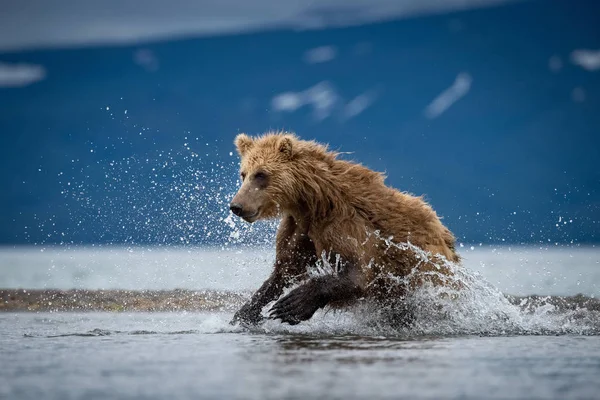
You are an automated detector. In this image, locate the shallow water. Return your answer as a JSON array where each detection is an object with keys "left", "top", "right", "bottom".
[
  {"left": 2, "top": 312, "right": 600, "bottom": 400},
  {"left": 1, "top": 245, "right": 599, "bottom": 399}
]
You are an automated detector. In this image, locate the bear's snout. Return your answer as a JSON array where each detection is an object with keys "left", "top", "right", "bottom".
[{"left": 229, "top": 203, "right": 244, "bottom": 216}]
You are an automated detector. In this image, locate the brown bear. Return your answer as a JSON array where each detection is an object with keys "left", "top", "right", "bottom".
[{"left": 229, "top": 131, "right": 461, "bottom": 326}]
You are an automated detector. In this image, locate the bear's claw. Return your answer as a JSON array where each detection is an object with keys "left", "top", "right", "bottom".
[{"left": 268, "top": 282, "right": 326, "bottom": 325}]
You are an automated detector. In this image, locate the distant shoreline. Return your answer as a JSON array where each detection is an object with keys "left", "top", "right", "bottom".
[
  {"left": 1, "top": 289, "right": 598, "bottom": 313},
  {"left": 0, "top": 289, "right": 248, "bottom": 312}
]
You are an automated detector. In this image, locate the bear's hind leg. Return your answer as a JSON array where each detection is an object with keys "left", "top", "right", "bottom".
[{"left": 377, "top": 298, "right": 416, "bottom": 329}]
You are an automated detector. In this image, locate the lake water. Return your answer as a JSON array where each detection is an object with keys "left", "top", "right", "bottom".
[
  {"left": 1, "top": 245, "right": 599, "bottom": 399},
  {"left": 2, "top": 312, "right": 600, "bottom": 400}
]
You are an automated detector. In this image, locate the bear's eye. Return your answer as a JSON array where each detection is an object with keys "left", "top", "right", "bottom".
[{"left": 254, "top": 171, "right": 267, "bottom": 181}]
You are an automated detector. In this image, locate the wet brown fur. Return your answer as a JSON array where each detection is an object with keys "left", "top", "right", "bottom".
[{"left": 230, "top": 131, "right": 461, "bottom": 325}]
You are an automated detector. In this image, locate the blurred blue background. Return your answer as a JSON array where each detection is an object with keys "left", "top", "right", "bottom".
[{"left": 0, "top": 0, "right": 598, "bottom": 247}]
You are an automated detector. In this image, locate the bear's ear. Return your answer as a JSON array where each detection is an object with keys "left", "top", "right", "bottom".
[
  {"left": 278, "top": 136, "right": 293, "bottom": 159},
  {"left": 235, "top": 133, "right": 254, "bottom": 157}
]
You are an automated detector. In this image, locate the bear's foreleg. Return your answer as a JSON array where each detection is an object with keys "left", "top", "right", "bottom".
[
  {"left": 231, "top": 268, "right": 300, "bottom": 326},
  {"left": 231, "top": 216, "right": 316, "bottom": 327},
  {"left": 268, "top": 266, "right": 364, "bottom": 325}
]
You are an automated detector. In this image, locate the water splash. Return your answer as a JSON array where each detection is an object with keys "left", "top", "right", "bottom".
[
  {"left": 245, "top": 237, "right": 600, "bottom": 337},
  {"left": 54, "top": 133, "right": 278, "bottom": 248}
]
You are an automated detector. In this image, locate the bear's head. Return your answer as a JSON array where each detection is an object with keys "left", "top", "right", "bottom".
[{"left": 229, "top": 132, "right": 299, "bottom": 223}]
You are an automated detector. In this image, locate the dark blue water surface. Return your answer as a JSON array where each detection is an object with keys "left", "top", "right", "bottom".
[{"left": 0, "top": 0, "right": 599, "bottom": 246}]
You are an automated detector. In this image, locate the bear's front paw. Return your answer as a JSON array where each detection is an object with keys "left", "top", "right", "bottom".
[
  {"left": 268, "top": 282, "right": 327, "bottom": 325},
  {"left": 230, "top": 303, "right": 263, "bottom": 327}
]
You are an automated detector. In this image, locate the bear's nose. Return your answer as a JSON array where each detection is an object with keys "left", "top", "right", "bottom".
[{"left": 230, "top": 203, "right": 244, "bottom": 216}]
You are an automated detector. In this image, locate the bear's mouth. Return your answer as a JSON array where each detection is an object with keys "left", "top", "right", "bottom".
[{"left": 242, "top": 209, "right": 260, "bottom": 223}]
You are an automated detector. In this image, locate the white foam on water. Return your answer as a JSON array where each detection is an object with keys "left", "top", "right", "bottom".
[
  {"left": 194, "top": 312, "right": 247, "bottom": 334},
  {"left": 224, "top": 238, "right": 600, "bottom": 337}
]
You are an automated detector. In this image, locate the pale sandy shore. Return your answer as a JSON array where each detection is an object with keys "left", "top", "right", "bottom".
[
  {"left": 0, "top": 289, "right": 248, "bottom": 312},
  {"left": 1, "top": 289, "right": 599, "bottom": 314}
]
